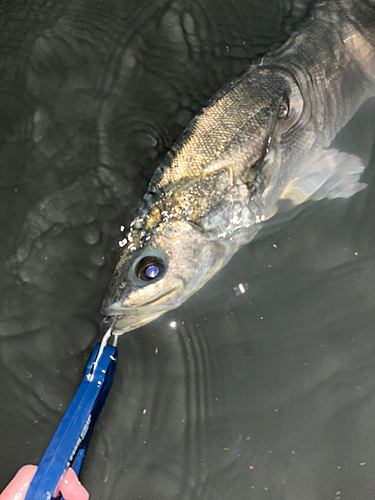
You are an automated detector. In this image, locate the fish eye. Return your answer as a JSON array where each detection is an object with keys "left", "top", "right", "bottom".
[{"left": 136, "top": 256, "right": 166, "bottom": 282}]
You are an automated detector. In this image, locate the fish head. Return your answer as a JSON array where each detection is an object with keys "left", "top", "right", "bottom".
[{"left": 101, "top": 218, "right": 227, "bottom": 334}]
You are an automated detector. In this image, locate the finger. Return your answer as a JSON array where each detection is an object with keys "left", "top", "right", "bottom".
[
  {"left": 58, "top": 468, "right": 89, "bottom": 500},
  {"left": 0, "top": 465, "right": 37, "bottom": 500}
]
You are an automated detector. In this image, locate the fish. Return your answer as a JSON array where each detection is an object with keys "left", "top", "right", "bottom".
[{"left": 101, "top": 0, "right": 375, "bottom": 334}]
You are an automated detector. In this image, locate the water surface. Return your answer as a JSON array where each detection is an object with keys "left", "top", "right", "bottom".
[{"left": 1, "top": 0, "right": 375, "bottom": 498}]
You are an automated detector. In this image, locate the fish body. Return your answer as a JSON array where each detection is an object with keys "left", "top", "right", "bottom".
[{"left": 101, "top": 0, "right": 375, "bottom": 334}]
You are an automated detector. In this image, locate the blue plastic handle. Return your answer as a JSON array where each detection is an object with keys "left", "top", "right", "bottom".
[{"left": 24, "top": 342, "right": 117, "bottom": 500}]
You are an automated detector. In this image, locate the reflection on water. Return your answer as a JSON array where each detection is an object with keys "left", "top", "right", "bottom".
[{"left": 1, "top": 0, "right": 375, "bottom": 498}]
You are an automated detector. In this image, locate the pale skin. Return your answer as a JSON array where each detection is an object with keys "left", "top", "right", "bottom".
[{"left": 0, "top": 465, "right": 89, "bottom": 500}]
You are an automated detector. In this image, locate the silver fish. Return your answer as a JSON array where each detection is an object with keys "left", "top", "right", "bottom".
[{"left": 101, "top": 0, "right": 375, "bottom": 334}]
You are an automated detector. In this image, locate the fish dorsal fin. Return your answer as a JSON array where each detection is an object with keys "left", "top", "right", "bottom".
[{"left": 280, "top": 148, "right": 367, "bottom": 204}]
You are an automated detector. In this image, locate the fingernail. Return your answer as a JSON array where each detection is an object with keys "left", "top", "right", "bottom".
[{"left": 59, "top": 468, "right": 89, "bottom": 500}]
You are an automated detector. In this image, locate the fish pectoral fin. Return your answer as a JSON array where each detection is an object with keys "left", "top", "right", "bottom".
[{"left": 280, "top": 149, "right": 367, "bottom": 205}]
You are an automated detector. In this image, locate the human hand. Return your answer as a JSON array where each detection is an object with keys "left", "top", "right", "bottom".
[{"left": 0, "top": 465, "right": 89, "bottom": 500}]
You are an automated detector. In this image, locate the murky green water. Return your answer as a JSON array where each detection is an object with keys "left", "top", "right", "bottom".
[{"left": 1, "top": 0, "right": 375, "bottom": 498}]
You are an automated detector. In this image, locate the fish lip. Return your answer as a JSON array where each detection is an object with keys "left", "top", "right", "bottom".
[
  {"left": 102, "top": 281, "right": 184, "bottom": 317},
  {"left": 100, "top": 280, "right": 184, "bottom": 334},
  {"left": 100, "top": 281, "right": 183, "bottom": 334},
  {"left": 100, "top": 312, "right": 164, "bottom": 335},
  {"left": 138, "top": 282, "right": 184, "bottom": 309}
]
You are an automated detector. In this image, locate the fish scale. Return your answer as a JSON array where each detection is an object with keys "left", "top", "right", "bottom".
[
  {"left": 101, "top": 0, "right": 375, "bottom": 334},
  {"left": 149, "top": 69, "right": 287, "bottom": 192}
]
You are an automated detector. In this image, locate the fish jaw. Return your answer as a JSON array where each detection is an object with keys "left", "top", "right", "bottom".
[
  {"left": 101, "top": 278, "right": 185, "bottom": 334},
  {"left": 100, "top": 312, "right": 164, "bottom": 334}
]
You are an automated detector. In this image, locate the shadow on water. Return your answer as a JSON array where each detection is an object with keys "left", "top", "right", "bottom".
[{"left": 1, "top": 0, "right": 375, "bottom": 499}]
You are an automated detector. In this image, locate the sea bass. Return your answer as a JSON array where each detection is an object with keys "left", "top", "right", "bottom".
[{"left": 101, "top": 0, "right": 375, "bottom": 334}]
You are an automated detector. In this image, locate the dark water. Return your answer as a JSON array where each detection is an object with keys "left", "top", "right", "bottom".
[{"left": 1, "top": 0, "right": 375, "bottom": 498}]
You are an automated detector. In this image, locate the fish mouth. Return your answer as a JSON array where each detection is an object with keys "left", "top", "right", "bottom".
[
  {"left": 100, "top": 311, "right": 164, "bottom": 334},
  {"left": 100, "top": 282, "right": 184, "bottom": 335},
  {"left": 138, "top": 283, "right": 184, "bottom": 310}
]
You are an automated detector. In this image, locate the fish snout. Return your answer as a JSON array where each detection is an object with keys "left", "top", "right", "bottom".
[{"left": 100, "top": 280, "right": 185, "bottom": 334}]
